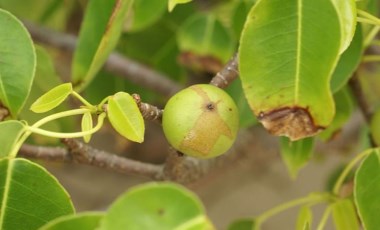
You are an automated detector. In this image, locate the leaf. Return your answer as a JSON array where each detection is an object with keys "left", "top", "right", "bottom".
[
  {"left": 0, "top": 158, "right": 74, "bottom": 230},
  {"left": 0, "top": 120, "right": 26, "bottom": 158},
  {"left": 296, "top": 206, "right": 312, "bottom": 230},
  {"left": 331, "top": 24, "right": 363, "bottom": 93},
  {"left": 330, "top": 0, "right": 357, "bottom": 53},
  {"left": 239, "top": 0, "right": 341, "bottom": 141},
  {"left": 72, "top": 0, "right": 133, "bottom": 91},
  {"left": 231, "top": 1, "right": 253, "bottom": 38},
  {"left": 225, "top": 78, "right": 257, "bottom": 128},
  {"left": 39, "top": 212, "right": 104, "bottom": 230},
  {"left": 177, "top": 13, "right": 235, "bottom": 64},
  {"left": 168, "top": 0, "right": 192, "bottom": 12},
  {"left": 81, "top": 112, "right": 93, "bottom": 143},
  {"left": 319, "top": 87, "right": 353, "bottom": 141},
  {"left": 107, "top": 92, "right": 144, "bottom": 143},
  {"left": 30, "top": 83, "right": 72, "bottom": 113},
  {"left": 354, "top": 149, "right": 380, "bottom": 230},
  {"left": 331, "top": 199, "right": 359, "bottom": 230},
  {"left": 0, "top": 9, "right": 36, "bottom": 117},
  {"left": 98, "top": 182, "right": 214, "bottom": 230},
  {"left": 280, "top": 137, "right": 314, "bottom": 178},
  {"left": 227, "top": 219, "right": 257, "bottom": 230},
  {"left": 126, "top": 0, "right": 167, "bottom": 32}
]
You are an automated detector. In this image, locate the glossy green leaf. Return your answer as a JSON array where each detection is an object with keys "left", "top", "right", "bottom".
[
  {"left": 177, "top": 13, "right": 234, "bottom": 64},
  {"left": 319, "top": 87, "right": 353, "bottom": 141},
  {"left": 227, "top": 219, "right": 257, "bottom": 230},
  {"left": 168, "top": 0, "right": 192, "bottom": 12},
  {"left": 98, "top": 182, "right": 214, "bottom": 230},
  {"left": 72, "top": 0, "right": 133, "bottom": 91},
  {"left": 0, "top": 158, "right": 74, "bottom": 230},
  {"left": 231, "top": 1, "right": 253, "bottom": 38},
  {"left": 330, "top": 0, "right": 356, "bottom": 53},
  {"left": 30, "top": 83, "right": 72, "bottom": 113},
  {"left": 81, "top": 112, "right": 93, "bottom": 143},
  {"left": 0, "top": 9, "right": 36, "bottom": 117},
  {"left": 296, "top": 206, "right": 312, "bottom": 230},
  {"left": 0, "top": 120, "right": 26, "bottom": 158},
  {"left": 354, "top": 149, "right": 380, "bottom": 230},
  {"left": 280, "top": 137, "right": 314, "bottom": 178},
  {"left": 126, "top": 0, "right": 167, "bottom": 32},
  {"left": 331, "top": 24, "right": 363, "bottom": 93},
  {"left": 226, "top": 78, "right": 257, "bottom": 128},
  {"left": 107, "top": 92, "right": 144, "bottom": 143},
  {"left": 331, "top": 199, "right": 359, "bottom": 230},
  {"left": 239, "top": 0, "right": 341, "bottom": 141},
  {"left": 39, "top": 212, "right": 104, "bottom": 230}
]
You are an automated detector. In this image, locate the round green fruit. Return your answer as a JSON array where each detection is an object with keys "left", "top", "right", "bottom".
[{"left": 162, "top": 84, "right": 239, "bottom": 159}]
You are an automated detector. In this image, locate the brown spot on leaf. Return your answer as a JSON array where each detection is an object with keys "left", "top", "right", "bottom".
[{"left": 258, "top": 107, "right": 324, "bottom": 141}]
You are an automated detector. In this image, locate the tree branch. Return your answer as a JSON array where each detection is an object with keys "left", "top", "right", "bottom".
[
  {"left": 19, "top": 139, "right": 164, "bottom": 180},
  {"left": 210, "top": 53, "right": 239, "bottom": 88},
  {"left": 23, "top": 21, "right": 181, "bottom": 97}
]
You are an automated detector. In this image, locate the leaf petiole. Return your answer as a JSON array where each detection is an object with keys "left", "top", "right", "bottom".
[
  {"left": 357, "top": 10, "right": 380, "bottom": 26},
  {"left": 71, "top": 91, "right": 96, "bottom": 110},
  {"left": 26, "top": 113, "right": 106, "bottom": 138},
  {"left": 316, "top": 206, "right": 332, "bottom": 230}
]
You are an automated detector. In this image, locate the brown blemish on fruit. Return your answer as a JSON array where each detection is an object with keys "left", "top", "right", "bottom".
[
  {"left": 258, "top": 107, "right": 324, "bottom": 141},
  {"left": 179, "top": 86, "right": 233, "bottom": 156}
]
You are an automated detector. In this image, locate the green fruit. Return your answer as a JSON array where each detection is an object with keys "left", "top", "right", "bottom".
[{"left": 162, "top": 84, "right": 239, "bottom": 159}]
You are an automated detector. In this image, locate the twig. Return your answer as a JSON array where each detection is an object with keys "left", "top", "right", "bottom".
[
  {"left": 23, "top": 21, "right": 181, "bottom": 97},
  {"left": 132, "top": 94, "right": 163, "bottom": 122},
  {"left": 19, "top": 140, "right": 164, "bottom": 180},
  {"left": 210, "top": 53, "right": 239, "bottom": 88}
]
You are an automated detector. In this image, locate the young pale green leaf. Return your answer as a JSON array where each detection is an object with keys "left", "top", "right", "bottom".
[
  {"left": 39, "top": 212, "right": 104, "bottom": 230},
  {"left": 0, "top": 158, "right": 74, "bottom": 230},
  {"left": 354, "top": 149, "right": 380, "bottom": 230},
  {"left": 107, "top": 92, "right": 144, "bottom": 143},
  {"left": 331, "top": 24, "right": 363, "bottom": 93},
  {"left": 72, "top": 0, "right": 133, "bottom": 91},
  {"left": 319, "top": 87, "right": 353, "bottom": 141},
  {"left": 0, "top": 9, "right": 36, "bottom": 117},
  {"left": 226, "top": 78, "right": 257, "bottom": 128},
  {"left": 330, "top": 0, "right": 357, "bottom": 53},
  {"left": 296, "top": 206, "right": 312, "bottom": 230},
  {"left": 280, "top": 137, "right": 314, "bottom": 178},
  {"left": 177, "top": 13, "right": 234, "bottom": 64},
  {"left": 331, "top": 199, "right": 359, "bottom": 230},
  {"left": 239, "top": 0, "right": 341, "bottom": 141},
  {"left": 98, "top": 182, "right": 213, "bottom": 230},
  {"left": 126, "top": 0, "right": 167, "bottom": 32},
  {"left": 81, "top": 112, "right": 93, "bottom": 143},
  {"left": 30, "top": 83, "right": 72, "bottom": 113},
  {"left": 168, "top": 0, "right": 192, "bottom": 12},
  {"left": 0, "top": 120, "right": 26, "bottom": 158},
  {"left": 227, "top": 219, "right": 257, "bottom": 230}
]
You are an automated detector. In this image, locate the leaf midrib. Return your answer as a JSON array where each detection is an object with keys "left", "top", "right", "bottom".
[
  {"left": 294, "top": 0, "right": 302, "bottom": 104},
  {"left": 0, "top": 160, "right": 14, "bottom": 227}
]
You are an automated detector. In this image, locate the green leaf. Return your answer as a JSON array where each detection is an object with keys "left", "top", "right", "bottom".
[
  {"left": 319, "top": 87, "right": 353, "bottom": 141},
  {"left": 30, "top": 83, "right": 72, "bottom": 113},
  {"left": 331, "top": 24, "right": 363, "bottom": 93},
  {"left": 0, "top": 158, "right": 74, "bottom": 230},
  {"left": 107, "top": 92, "right": 144, "bottom": 143},
  {"left": 331, "top": 199, "right": 359, "bottom": 230},
  {"left": 296, "top": 206, "right": 312, "bottom": 230},
  {"left": 226, "top": 78, "right": 257, "bottom": 128},
  {"left": 354, "top": 149, "right": 380, "bottom": 230},
  {"left": 231, "top": 1, "right": 253, "bottom": 38},
  {"left": 280, "top": 137, "right": 314, "bottom": 178},
  {"left": 39, "top": 212, "right": 104, "bottom": 230},
  {"left": 126, "top": 0, "right": 167, "bottom": 32},
  {"left": 239, "top": 0, "right": 341, "bottom": 141},
  {"left": 177, "top": 13, "right": 234, "bottom": 64},
  {"left": 72, "top": 0, "right": 133, "bottom": 91},
  {"left": 81, "top": 112, "right": 93, "bottom": 143},
  {"left": 0, "top": 9, "right": 36, "bottom": 117},
  {"left": 0, "top": 120, "right": 26, "bottom": 158},
  {"left": 168, "top": 0, "right": 192, "bottom": 12},
  {"left": 227, "top": 219, "right": 257, "bottom": 230},
  {"left": 330, "top": 0, "right": 356, "bottom": 53},
  {"left": 98, "top": 182, "right": 214, "bottom": 230}
]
